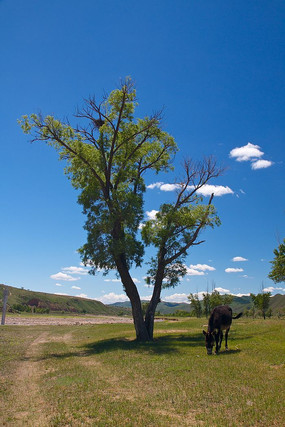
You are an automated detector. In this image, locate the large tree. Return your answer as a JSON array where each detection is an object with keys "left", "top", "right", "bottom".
[
  {"left": 268, "top": 238, "right": 285, "bottom": 284},
  {"left": 20, "top": 78, "right": 222, "bottom": 341}
]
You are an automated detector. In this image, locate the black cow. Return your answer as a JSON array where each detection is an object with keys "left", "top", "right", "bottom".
[{"left": 203, "top": 305, "right": 242, "bottom": 355}]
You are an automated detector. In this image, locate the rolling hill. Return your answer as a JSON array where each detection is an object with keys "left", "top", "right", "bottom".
[
  {"left": 111, "top": 294, "right": 285, "bottom": 315},
  {"left": 0, "top": 284, "right": 130, "bottom": 316},
  {"left": 1, "top": 284, "right": 284, "bottom": 316}
]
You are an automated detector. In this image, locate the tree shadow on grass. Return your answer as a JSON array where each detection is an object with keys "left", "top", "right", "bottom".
[
  {"left": 31, "top": 332, "right": 204, "bottom": 361},
  {"left": 84, "top": 333, "right": 204, "bottom": 355},
  {"left": 31, "top": 331, "right": 249, "bottom": 361}
]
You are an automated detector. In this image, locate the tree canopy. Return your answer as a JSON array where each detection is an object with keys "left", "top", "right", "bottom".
[
  {"left": 20, "top": 77, "right": 223, "bottom": 340},
  {"left": 189, "top": 290, "right": 234, "bottom": 318},
  {"left": 250, "top": 292, "right": 271, "bottom": 320},
  {"left": 268, "top": 238, "right": 285, "bottom": 283}
]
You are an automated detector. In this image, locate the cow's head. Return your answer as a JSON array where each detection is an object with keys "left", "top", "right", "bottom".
[{"left": 203, "top": 330, "right": 215, "bottom": 355}]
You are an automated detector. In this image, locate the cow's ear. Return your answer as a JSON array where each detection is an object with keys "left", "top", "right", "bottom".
[{"left": 203, "top": 330, "right": 207, "bottom": 336}]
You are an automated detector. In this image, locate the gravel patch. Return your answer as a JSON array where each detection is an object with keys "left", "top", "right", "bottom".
[{"left": 4, "top": 315, "right": 134, "bottom": 326}]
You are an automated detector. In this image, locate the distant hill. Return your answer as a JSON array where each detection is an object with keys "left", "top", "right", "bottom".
[
  {"left": 268, "top": 293, "right": 285, "bottom": 312},
  {"left": 110, "top": 298, "right": 252, "bottom": 315},
  {"left": 1, "top": 284, "right": 284, "bottom": 317},
  {"left": 0, "top": 284, "right": 130, "bottom": 316},
  {"left": 110, "top": 294, "right": 285, "bottom": 315}
]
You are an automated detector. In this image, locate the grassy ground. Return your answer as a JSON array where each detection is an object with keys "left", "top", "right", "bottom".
[{"left": 0, "top": 317, "right": 284, "bottom": 426}]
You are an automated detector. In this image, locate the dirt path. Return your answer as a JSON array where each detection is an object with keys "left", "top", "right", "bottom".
[
  {"left": 2, "top": 332, "right": 51, "bottom": 426},
  {"left": 5, "top": 315, "right": 133, "bottom": 326}
]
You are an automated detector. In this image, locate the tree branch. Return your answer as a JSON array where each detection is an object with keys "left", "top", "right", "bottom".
[{"left": 165, "top": 193, "right": 214, "bottom": 265}]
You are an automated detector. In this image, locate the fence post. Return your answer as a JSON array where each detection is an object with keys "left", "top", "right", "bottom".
[{"left": 1, "top": 288, "right": 9, "bottom": 325}]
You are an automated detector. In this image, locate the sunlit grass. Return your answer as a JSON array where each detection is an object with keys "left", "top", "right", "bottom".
[{"left": 1, "top": 318, "right": 284, "bottom": 426}]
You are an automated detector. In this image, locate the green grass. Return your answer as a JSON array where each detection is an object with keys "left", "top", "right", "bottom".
[{"left": 0, "top": 318, "right": 284, "bottom": 426}]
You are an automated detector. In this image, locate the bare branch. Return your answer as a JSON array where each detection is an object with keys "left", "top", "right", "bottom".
[
  {"left": 76, "top": 96, "right": 116, "bottom": 132},
  {"left": 174, "top": 156, "right": 225, "bottom": 208},
  {"left": 165, "top": 193, "right": 214, "bottom": 265}
]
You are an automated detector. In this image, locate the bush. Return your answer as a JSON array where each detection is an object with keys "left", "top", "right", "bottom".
[
  {"left": 11, "top": 304, "right": 50, "bottom": 314},
  {"left": 11, "top": 304, "right": 32, "bottom": 313}
]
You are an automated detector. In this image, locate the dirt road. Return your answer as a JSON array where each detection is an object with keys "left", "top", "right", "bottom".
[{"left": 5, "top": 315, "right": 133, "bottom": 326}]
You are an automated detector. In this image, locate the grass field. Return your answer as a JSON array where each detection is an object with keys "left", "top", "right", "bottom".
[{"left": 0, "top": 317, "right": 284, "bottom": 426}]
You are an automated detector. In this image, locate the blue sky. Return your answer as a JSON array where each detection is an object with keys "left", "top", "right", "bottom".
[{"left": 1, "top": 0, "right": 284, "bottom": 304}]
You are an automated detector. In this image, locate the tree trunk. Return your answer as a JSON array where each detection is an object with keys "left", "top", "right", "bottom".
[
  {"left": 115, "top": 255, "right": 150, "bottom": 341},
  {"left": 144, "top": 262, "right": 165, "bottom": 340},
  {"left": 144, "top": 298, "right": 159, "bottom": 341}
]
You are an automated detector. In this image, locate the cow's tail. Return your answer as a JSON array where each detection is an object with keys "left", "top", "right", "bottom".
[{"left": 233, "top": 312, "right": 243, "bottom": 319}]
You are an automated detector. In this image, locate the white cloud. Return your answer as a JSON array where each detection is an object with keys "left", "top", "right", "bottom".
[
  {"left": 232, "top": 257, "right": 248, "bottom": 262},
  {"left": 98, "top": 293, "right": 129, "bottom": 304},
  {"left": 229, "top": 142, "right": 264, "bottom": 162},
  {"left": 75, "top": 293, "right": 88, "bottom": 298},
  {"left": 71, "top": 285, "right": 81, "bottom": 290},
  {"left": 146, "top": 210, "right": 159, "bottom": 220},
  {"left": 163, "top": 293, "right": 189, "bottom": 303},
  {"left": 214, "top": 287, "right": 230, "bottom": 294},
  {"left": 232, "top": 293, "right": 251, "bottom": 297},
  {"left": 146, "top": 182, "right": 164, "bottom": 189},
  {"left": 147, "top": 182, "right": 233, "bottom": 197},
  {"left": 190, "top": 264, "right": 216, "bottom": 272},
  {"left": 263, "top": 286, "right": 275, "bottom": 293},
  {"left": 193, "top": 184, "right": 234, "bottom": 197},
  {"left": 54, "top": 292, "right": 69, "bottom": 296},
  {"left": 105, "top": 277, "right": 140, "bottom": 284},
  {"left": 55, "top": 283, "right": 63, "bottom": 287},
  {"left": 160, "top": 183, "right": 181, "bottom": 192},
  {"left": 140, "top": 295, "right": 152, "bottom": 301},
  {"left": 195, "top": 291, "right": 208, "bottom": 300},
  {"left": 62, "top": 266, "right": 89, "bottom": 275},
  {"left": 225, "top": 268, "right": 244, "bottom": 273},
  {"left": 262, "top": 287, "right": 285, "bottom": 294},
  {"left": 50, "top": 272, "right": 80, "bottom": 281},
  {"left": 230, "top": 143, "right": 274, "bottom": 171},
  {"left": 185, "top": 267, "right": 205, "bottom": 276},
  {"left": 251, "top": 159, "right": 273, "bottom": 170}
]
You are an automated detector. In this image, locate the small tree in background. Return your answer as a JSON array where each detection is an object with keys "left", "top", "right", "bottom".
[
  {"left": 188, "top": 293, "right": 202, "bottom": 317},
  {"left": 250, "top": 292, "right": 271, "bottom": 320},
  {"left": 202, "top": 292, "right": 211, "bottom": 318},
  {"left": 268, "top": 238, "right": 285, "bottom": 284},
  {"left": 209, "top": 290, "right": 233, "bottom": 310}
]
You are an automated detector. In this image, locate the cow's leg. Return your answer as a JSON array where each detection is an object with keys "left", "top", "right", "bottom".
[
  {"left": 225, "top": 327, "right": 230, "bottom": 350},
  {"left": 215, "top": 331, "right": 220, "bottom": 354},
  {"left": 219, "top": 331, "right": 223, "bottom": 352}
]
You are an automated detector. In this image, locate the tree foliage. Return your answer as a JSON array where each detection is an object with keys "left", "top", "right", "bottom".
[
  {"left": 209, "top": 290, "right": 233, "bottom": 309},
  {"left": 201, "top": 290, "right": 233, "bottom": 317},
  {"left": 202, "top": 292, "right": 211, "bottom": 318},
  {"left": 188, "top": 293, "right": 202, "bottom": 317},
  {"left": 250, "top": 292, "right": 271, "bottom": 320},
  {"left": 268, "top": 238, "right": 285, "bottom": 283},
  {"left": 20, "top": 77, "right": 223, "bottom": 341}
]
